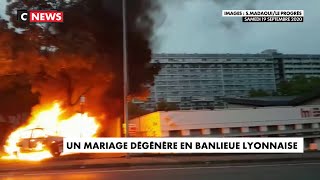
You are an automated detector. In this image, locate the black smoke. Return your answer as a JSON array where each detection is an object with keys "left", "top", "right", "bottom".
[
  {"left": 212, "top": 0, "right": 258, "bottom": 30},
  {"left": 1, "top": 0, "right": 162, "bottom": 136}
]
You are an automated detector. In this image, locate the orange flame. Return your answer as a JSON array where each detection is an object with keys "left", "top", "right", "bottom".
[{"left": 1, "top": 102, "right": 100, "bottom": 161}]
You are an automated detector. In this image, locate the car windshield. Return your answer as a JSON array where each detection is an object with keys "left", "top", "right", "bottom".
[{"left": 31, "top": 129, "right": 47, "bottom": 138}]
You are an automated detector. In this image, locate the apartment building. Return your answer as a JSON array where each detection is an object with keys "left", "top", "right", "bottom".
[
  {"left": 144, "top": 53, "right": 277, "bottom": 110},
  {"left": 261, "top": 49, "right": 320, "bottom": 82},
  {"left": 275, "top": 54, "right": 320, "bottom": 81},
  {"left": 140, "top": 50, "right": 320, "bottom": 110}
]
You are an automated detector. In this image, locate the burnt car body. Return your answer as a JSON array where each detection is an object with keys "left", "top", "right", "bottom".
[{"left": 15, "top": 128, "right": 63, "bottom": 157}]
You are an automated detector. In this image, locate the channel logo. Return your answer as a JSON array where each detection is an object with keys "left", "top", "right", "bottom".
[{"left": 17, "top": 10, "right": 64, "bottom": 23}]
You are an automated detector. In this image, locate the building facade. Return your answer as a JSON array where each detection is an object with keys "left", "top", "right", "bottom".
[
  {"left": 145, "top": 53, "right": 277, "bottom": 110},
  {"left": 129, "top": 106, "right": 320, "bottom": 150},
  {"left": 275, "top": 54, "right": 320, "bottom": 81},
  {"left": 261, "top": 49, "right": 320, "bottom": 82},
  {"left": 140, "top": 50, "right": 320, "bottom": 110}
]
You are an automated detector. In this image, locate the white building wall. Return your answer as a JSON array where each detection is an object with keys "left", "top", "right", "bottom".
[
  {"left": 278, "top": 125, "right": 285, "bottom": 131},
  {"left": 295, "top": 124, "right": 302, "bottom": 130},
  {"left": 241, "top": 127, "right": 249, "bottom": 133},
  {"left": 313, "top": 123, "right": 320, "bottom": 129},
  {"left": 202, "top": 129, "right": 211, "bottom": 135},
  {"left": 130, "top": 106, "right": 320, "bottom": 150},
  {"left": 158, "top": 106, "right": 320, "bottom": 131},
  {"left": 260, "top": 126, "right": 268, "bottom": 132}
]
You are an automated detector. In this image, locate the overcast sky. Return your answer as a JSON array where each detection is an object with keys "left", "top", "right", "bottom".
[
  {"left": 1, "top": 0, "right": 319, "bottom": 54},
  {"left": 0, "top": 1, "right": 6, "bottom": 20},
  {"left": 155, "top": 0, "right": 320, "bottom": 54}
]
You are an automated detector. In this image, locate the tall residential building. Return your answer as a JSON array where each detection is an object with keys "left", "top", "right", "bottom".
[
  {"left": 140, "top": 50, "right": 320, "bottom": 111},
  {"left": 262, "top": 49, "right": 320, "bottom": 82},
  {"left": 144, "top": 53, "right": 277, "bottom": 110},
  {"left": 275, "top": 54, "right": 320, "bottom": 81}
]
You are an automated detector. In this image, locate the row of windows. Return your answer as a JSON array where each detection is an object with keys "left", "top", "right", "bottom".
[
  {"left": 161, "top": 69, "right": 273, "bottom": 74},
  {"left": 168, "top": 123, "right": 320, "bottom": 137},
  {"left": 162, "top": 64, "right": 273, "bottom": 69},
  {"left": 154, "top": 90, "right": 275, "bottom": 98},
  {"left": 155, "top": 80, "right": 275, "bottom": 85},
  {"left": 283, "top": 61, "right": 320, "bottom": 64},
  {"left": 156, "top": 84, "right": 275, "bottom": 90}
]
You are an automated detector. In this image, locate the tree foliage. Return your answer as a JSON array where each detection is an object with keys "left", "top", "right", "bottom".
[
  {"left": 249, "top": 89, "right": 270, "bottom": 97},
  {"left": 0, "top": 75, "right": 39, "bottom": 116},
  {"left": 0, "top": 1, "right": 162, "bottom": 134},
  {"left": 277, "top": 75, "right": 320, "bottom": 96},
  {"left": 249, "top": 75, "right": 320, "bottom": 97}
]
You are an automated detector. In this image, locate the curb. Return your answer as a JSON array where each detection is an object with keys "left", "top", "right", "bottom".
[
  {"left": 1, "top": 157, "right": 320, "bottom": 173},
  {"left": 35, "top": 152, "right": 320, "bottom": 162}
]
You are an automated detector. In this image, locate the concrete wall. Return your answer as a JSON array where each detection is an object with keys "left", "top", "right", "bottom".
[
  {"left": 157, "top": 106, "right": 320, "bottom": 131},
  {"left": 304, "top": 98, "right": 320, "bottom": 105},
  {"left": 130, "top": 107, "right": 320, "bottom": 150},
  {"left": 226, "top": 104, "right": 257, "bottom": 109}
]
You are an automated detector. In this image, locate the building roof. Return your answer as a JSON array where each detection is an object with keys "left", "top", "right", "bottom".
[
  {"left": 224, "top": 91, "right": 320, "bottom": 107},
  {"left": 152, "top": 52, "right": 320, "bottom": 59}
]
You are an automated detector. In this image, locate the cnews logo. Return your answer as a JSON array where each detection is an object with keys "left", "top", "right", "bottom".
[{"left": 17, "top": 10, "right": 64, "bottom": 23}]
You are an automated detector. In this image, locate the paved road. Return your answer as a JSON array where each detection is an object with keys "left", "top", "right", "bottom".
[{"left": 1, "top": 162, "right": 320, "bottom": 180}]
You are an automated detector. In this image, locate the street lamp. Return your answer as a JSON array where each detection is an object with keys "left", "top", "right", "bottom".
[
  {"left": 122, "top": 0, "right": 129, "bottom": 140},
  {"left": 79, "top": 95, "right": 86, "bottom": 138}
]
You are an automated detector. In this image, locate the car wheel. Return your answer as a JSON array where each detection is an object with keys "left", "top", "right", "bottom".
[{"left": 50, "top": 143, "right": 62, "bottom": 157}]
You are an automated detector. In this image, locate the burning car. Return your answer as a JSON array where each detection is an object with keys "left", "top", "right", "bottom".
[
  {"left": 15, "top": 128, "right": 63, "bottom": 157},
  {"left": 2, "top": 102, "right": 99, "bottom": 161}
]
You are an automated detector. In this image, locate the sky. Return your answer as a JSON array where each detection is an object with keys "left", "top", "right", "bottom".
[
  {"left": 0, "top": 1, "right": 6, "bottom": 20},
  {"left": 1, "top": 0, "right": 320, "bottom": 54},
  {"left": 155, "top": 0, "right": 320, "bottom": 54}
]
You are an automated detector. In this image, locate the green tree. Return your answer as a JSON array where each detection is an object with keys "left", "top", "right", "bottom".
[
  {"left": 277, "top": 75, "right": 320, "bottom": 96},
  {"left": 249, "top": 89, "right": 270, "bottom": 97},
  {"left": 277, "top": 80, "right": 292, "bottom": 96}
]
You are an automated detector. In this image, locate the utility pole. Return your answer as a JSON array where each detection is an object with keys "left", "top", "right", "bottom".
[
  {"left": 79, "top": 95, "right": 86, "bottom": 138},
  {"left": 122, "top": 0, "right": 130, "bottom": 146}
]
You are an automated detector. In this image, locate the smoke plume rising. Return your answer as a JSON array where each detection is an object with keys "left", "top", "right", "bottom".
[
  {"left": 0, "top": 0, "right": 161, "bottom": 136},
  {"left": 212, "top": 0, "right": 258, "bottom": 30}
]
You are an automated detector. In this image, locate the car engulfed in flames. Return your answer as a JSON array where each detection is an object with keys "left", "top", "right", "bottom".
[
  {"left": 1, "top": 102, "right": 100, "bottom": 161},
  {"left": 15, "top": 128, "right": 64, "bottom": 158}
]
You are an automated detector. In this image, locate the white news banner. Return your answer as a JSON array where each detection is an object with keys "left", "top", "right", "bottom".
[{"left": 63, "top": 137, "right": 304, "bottom": 153}]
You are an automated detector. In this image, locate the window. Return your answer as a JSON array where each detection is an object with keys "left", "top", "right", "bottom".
[
  {"left": 169, "top": 130, "right": 182, "bottom": 137},
  {"left": 302, "top": 123, "right": 312, "bottom": 129},
  {"left": 210, "top": 128, "right": 223, "bottom": 135},
  {"left": 32, "top": 129, "right": 47, "bottom": 138},
  {"left": 190, "top": 129, "right": 202, "bottom": 136},
  {"left": 285, "top": 124, "right": 295, "bottom": 131},
  {"left": 267, "top": 125, "right": 278, "bottom": 132},
  {"left": 230, "top": 127, "right": 242, "bottom": 134},
  {"left": 249, "top": 126, "right": 260, "bottom": 133}
]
